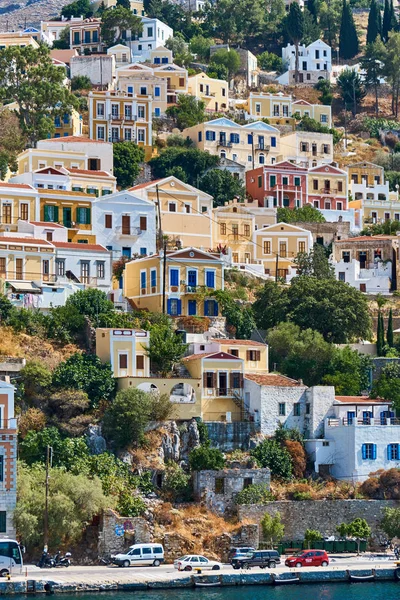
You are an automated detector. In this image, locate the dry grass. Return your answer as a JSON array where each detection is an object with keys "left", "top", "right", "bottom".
[
  {"left": 271, "top": 478, "right": 361, "bottom": 500},
  {"left": 129, "top": 429, "right": 166, "bottom": 470},
  {"left": 0, "top": 326, "right": 79, "bottom": 369}
]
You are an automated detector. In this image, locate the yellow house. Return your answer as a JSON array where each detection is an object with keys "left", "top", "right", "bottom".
[
  {"left": 183, "top": 118, "right": 280, "bottom": 169},
  {"left": 188, "top": 72, "right": 229, "bottom": 113},
  {"left": 212, "top": 201, "right": 256, "bottom": 264},
  {"left": 130, "top": 176, "right": 213, "bottom": 249},
  {"left": 349, "top": 198, "right": 400, "bottom": 228},
  {"left": 39, "top": 189, "right": 96, "bottom": 244},
  {"left": 152, "top": 63, "right": 188, "bottom": 104},
  {"left": 124, "top": 247, "right": 225, "bottom": 317},
  {"left": 116, "top": 63, "right": 168, "bottom": 117},
  {"left": 279, "top": 131, "right": 333, "bottom": 167},
  {"left": 96, "top": 328, "right": 150, "bottom": 378},
  {"left": 52, "top": 108, "right": 82, "bottom": 139},
  {"left": 242, "top": 93, "right": 332, "bottom": 128},
  {"left": 254, "top": 222, "right": 313, "bottom": 278},
  {"left": 0, "top": 32, "right": 39, "bottom": 49},
  {"left": 17, "top": 148, "right": 87, "bottom": 175},
  {"left": 0, "top": 182, "right": 39, "bottom": 232},
  {"left": 96, "top": 0, "right": 145, "bottom": 14},
  {"left": 150, "top": 46, "right": 173, "bottom": 64},
  {"left": 88, "top": 90, "right": 152, "bottom": 159},
  {"left": 0, "top": 235, "right": 56, "bottom": 297},
  {"left": 183, "top": 351, "right": 245, "bottom": 421}
]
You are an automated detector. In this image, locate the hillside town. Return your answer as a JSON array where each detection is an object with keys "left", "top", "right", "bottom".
[{"left": 0, "top": 0, "right": 399, "bottom": 591}]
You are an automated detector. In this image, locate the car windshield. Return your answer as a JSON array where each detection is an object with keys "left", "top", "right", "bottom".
[{"left": 177, "top": 556, "right": 188, "bottom": 561}]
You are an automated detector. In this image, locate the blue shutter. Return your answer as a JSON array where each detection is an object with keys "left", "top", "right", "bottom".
[
  {"left": 387, "top": 445, "right": 392, "bottom": 460},
  {"left": 154, "top": 57, "right": 160, "bottom": 64},
  {"left": 247, "top": 134, "right": 252, "bottom": 144},
  {"left": 206, "top": 271, "right": 215, "bottom": 288},
  {"left": 188, "top": 300, "right": 196, "bottom": 315},
  {"left": 177, "top": 299, "right": 182, "bottom": 315},
  {"left": 151, "top": 270, "right": 156, "bottom": 288},
  {"left": 372, "top": 444, "right": 377, "bottom": 460},
  {"left": 214, "top": 301, "right": 219, "bottom": 316},
  {"left": 380, "top": 411, "right": 386, "bottom": 425},
  {"left": 347, "top": 411, "right": 355, "bottom": 424},
  {"left": 362, "top": 444, "right": 367, "bottom": 460},
  {"left": 198, "top": 131, "right": 202, "bottom": 142},
  {"left": 128, "top": 86, "right": 133, "bottom": 93},
  {"left": 167, "top": 299, "right": 172, "bottom": 314},
  {"left": 390, "top": 411, "right": 395, "bottom": 418},
  {"left": 155, "top": 108, "right": 160, "bottom": 117},
  {"left": 170, "top": 269, "right": 179, "bottom": 286},
  {"left": 155, "top": 86, "right": 160, "bottom": 97},
  {"left": 204, "top": 300, "right": 209, "bottom": 316},
  {"left": 141, "top": 271, "right": 146, "bottom": 289},
  {"left": 271, "top": 136, "right": 276, "bottom": 147}
]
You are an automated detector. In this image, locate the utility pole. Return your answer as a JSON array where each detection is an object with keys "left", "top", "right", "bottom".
[
  {"left": 155, "top": 184, "right": 162, "bottom": 250},
  {"left": 162, "top": 237, "right": 167, "bottom": 314},
  {"left": 251, "top": 133, "right": 255, "bottom": 170},
  {"left": 275, "top": 252, "right": 279, "bottom": 283},
  {"left": 43, "top": 445, "right": 52, "bottom": 552}
]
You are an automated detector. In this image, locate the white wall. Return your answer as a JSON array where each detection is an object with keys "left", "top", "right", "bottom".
[
  {"left": 333, "top": 259, "right": 391, "bottom": 294},
  {"left": 37, "top": 139, "right": 114, "bottom": 175},
  {"left": 70, "top": 55, "right": 115, "bottom": 86}
]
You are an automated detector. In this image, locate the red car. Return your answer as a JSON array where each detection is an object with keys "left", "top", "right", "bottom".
[{"left": 285, "top": 550, "right": 329, "bottom": 568}]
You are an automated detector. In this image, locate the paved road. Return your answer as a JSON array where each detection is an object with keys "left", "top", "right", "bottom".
[{"left": 9, "top": 554, "right": 397, "bottom": 585}]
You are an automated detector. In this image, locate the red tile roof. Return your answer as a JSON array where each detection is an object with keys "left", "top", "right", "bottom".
[
  {"left": 52, "top": 241, "right": 109, "bottom": 252},
  {"left": 67, "top": 168, "right": 113, "bottom": 177},
  {"left": 218, "top": 339, "right": 266, "bottom": 347},
  {"left": 183, "top": 351, "right": 242, "bottom": 362},
  {"left": 245, "top": 373, "right": 303, "bottom": 387},
  {"left": 0, "top": 182, "right": 35, "bottom": 190},
  {"left": 42, "top": 136, "right": 108, "bottom": 144},
  {"left": 129, "top": 179, "right": 163, "bottom": 191},
  {"left": 0, "top": 236, "right": 53, "bottom": 245},
  {"left": 334, "top": 396, "right": 388, "bottom": 404},
  {"left": 30, "top": 221, "right": 65, "bottom": 228}
]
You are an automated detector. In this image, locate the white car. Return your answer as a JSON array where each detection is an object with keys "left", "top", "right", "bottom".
[{"left": 174, "top": 555, "right": 222, "bottom": 571}]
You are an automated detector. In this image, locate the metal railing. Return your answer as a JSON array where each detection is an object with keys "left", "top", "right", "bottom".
[
  {"left": 115, "top": 225, "right": 143, "bottom": 236},
  {"left": 0, "top": 418, "right": 17, "bottom": 429},
  {"left": 4, "top": 272, "right": 58, "bottom": 283},
  {"left": 217, "top": 141, "right": 232, "bottom": 148},
  {"left": 327, "top": 417, "right": 400, "bottom": 427}
]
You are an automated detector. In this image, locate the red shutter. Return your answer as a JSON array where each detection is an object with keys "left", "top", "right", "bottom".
[
  {"left": 212, "top": 373, "right": 217, "bottom": 388},
  {"left": 229, "top": 372, "right": 234, "bottom": 389},
  {"left": 255, "top": 350, "right": 261, "bottom": 361},
  {"left": 203, "top": 372, "right": 208, "bottom": 388},
  {"left": 246, "top": 350, "right": 250, "bottom": 360}
]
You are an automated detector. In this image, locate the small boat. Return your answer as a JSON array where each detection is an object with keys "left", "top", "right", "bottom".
[
  {"left": 349, "top": 573, "right": 375, "bottom": 581},
  {"left": 273, "top": 576, "right": 300, "bottom": 585},
  {"left": 194, "top": 581, "right": 221, "bottom": 587}
]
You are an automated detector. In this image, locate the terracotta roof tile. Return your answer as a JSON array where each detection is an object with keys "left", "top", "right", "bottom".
[
  {"left": 184, "top": 351, "right": 242, "bottom": 362},
  {"left": 42, "top": 136, "right": 108, "bottom": 144},
  {"left": 67, "top": 168, "right": 114, "bottom": 177},
  {"left": 334, "top": 396, "right": 387, "bottom": 404},
  {"left": 52, "top": 241, "right": 109, "bottom": 252},
  {"left": 39, "top": 189, "right": 95, "bottom": 197},
  {"left": 0, "top": 182, "right": 35, "bottom": 190},
  {"left": 218, "top": 339, "right": 266, "bottom": 347},
  {"left": 336, "top": 236, "right": 396, "bottom": 243},
  {"left": 30, "top": 221, "right": 65, "bottom": 228},
  {"left": 0, "top": 236, "right": 53, "bottom": 246},
  {"left": 129, "top": 179, "right": 163, "bottom": 191},
  {"left": 245, "top": 373, "right": 303, "bottom": 386}
]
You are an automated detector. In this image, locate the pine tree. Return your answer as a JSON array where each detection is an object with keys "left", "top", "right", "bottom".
[
  {"left": 286, "top": 3, "right": 305, "bottom": 84},
  {"left": 339, "top": 0, "right": 359, "bottom": 60},
  {"left": 308, "top": 0, "right": 319, "bottom": 21},
  {"left": 367, "top": 0, "right": 381, "bottom": 44},
  {"left": 390, "top": 0, "right": 397, "bottom": 32},
  {"left": 387, "top": 307, "right": 394, "bottom": 347},
  {"left": 383, "top": 0, "right": 391, "bottom": 40}
]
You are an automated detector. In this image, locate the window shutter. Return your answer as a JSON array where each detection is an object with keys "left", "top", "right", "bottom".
[
  {"left": 177, "top": 299, "right": 182, "bottom": 315},
  {"left": 44, "top": 205, "right": 50, "bottom": 222},
  {"left": 86, "top": 208, "right": 91, "bottom": 225},
  {"left": 204, "top": 300, "right": 209, "bottom": 316},
  {"left": 239, "top": 373, "right": 243, "bottom": 388},
  {"left": 214, "top": 301, "right": 218, "bottom": 316},
  {"left": 212, "top": 373, "right": 217, "bottom": 388},
  {"left": 229, "top": 372, "right": 234, "bottom": 389},
  {"left": 54, "top": 206, "right": 59, "bottom": 223},
  {"left": 246, "top": 350, "right": 250, "bottom": 360},
  {"left": 387, "top": 445, "right": 392, "bottom": 461},
  {"left": 203, "top": 372, "right": 208, "bottom": 387},
  {"left": 372, "top": 444, "right": 377, "bottom": 460},
  {"left": 255, "top": 350, "right": 261, "bottom": 361},
  {"left": 362, "top": 444, "right": 367, "bottom": 460},
  {"left": 0, "top": 511, "right": 6, "bottom": 533},
  {"left": 247, "top": 134, "right": 252, "bottom": 144},
  {"left": 167, "top": 299, "right": 172, "bottom": 315}
]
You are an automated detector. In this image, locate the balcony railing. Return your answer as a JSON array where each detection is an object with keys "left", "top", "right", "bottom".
[
  {"left": 217, "top": 141, "right": 232, "bottom": 148},
  {"left": 205, "top": 387, "right": 244, "bottom": 398},
  {"left": 80, "top": 276, "right": 98, "bottom": 287},
  {"left": 319, "top": 188, "right": 338, "bottom": 194},
  {"left": 327, "top": 417, "right": 400, "bottom": 427},
  {"left": 0, "top": 418, "right": 17, "bottom": 430},
  {"left": 115, "top": 225, "right": 143, "bottom": 237},
  {"left": 4, "top": 272, "right": 58, "bottom": 283}
]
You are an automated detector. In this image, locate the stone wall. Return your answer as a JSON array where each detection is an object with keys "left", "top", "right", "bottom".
[
  {"left": 205, "top": 422, "right": 260, "bottom": 451},
  {"left": 98, "top": 509, "right": 151, "bottom": 557},
  {"left": 238, "top": 500, "right": 399, "bottom": 540}
]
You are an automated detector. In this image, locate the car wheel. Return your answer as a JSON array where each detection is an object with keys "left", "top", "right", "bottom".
[
  {"left": 0, "top": 570, "right": 9, "bottom": 578},
  {"left": 123, "top": 560, "right": 130, "bottom": 568},
  {"left": 233, "top": 564, "right": 240, "bottom": 570},
  {"left": 212, "top": 565, "right": 220, "bottom": 571},
  {"left": 295, "top": 562, "right": 302, "bottom": 568},
  {"left": 321, "top": 561, "right": 328, "bottom": 567},
  {"left": 243, "top": 562, "right": 250, "bottom": 570},
  {"left": 259, "top": 565, "right": 266, "bottom": 569},
  {"left": 184, "top": 565, "right": 192, "bottom": 571},
  {"left": 269, "top": 561, "right": 276, "bottom": 568},
  {"left": 153, "top": 559, "right": 161, "bottom": 567}
]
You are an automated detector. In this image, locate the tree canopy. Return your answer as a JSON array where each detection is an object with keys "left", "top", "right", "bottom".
[
  {"left": 166, "top": 94, "right": 206, "bottom": 130},
  {"left": 145, "top": 323, "right": 187, "bottom": 377},
  {"left": 149, "top": 147, "right": 219, "bottom": 186},
  {"left": 339, "top": 0, "right": 359, "bottom": 59},
  {"left": 277, "top": 204, "right": 326, "bottom": 223},
  {"left": 199, "top": 169, "right": 245, "bottom": 207},
  {"left": 101, "top": 7, "right": 143, "bottom": 47},
  {"left": 113, "top": 142, "right": 145, "bottom": 188},
  {"left": 0, "top": 45, "right": 78, "bottom": 146}
]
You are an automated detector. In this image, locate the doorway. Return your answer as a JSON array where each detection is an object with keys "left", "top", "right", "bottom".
[{"left": 218, "top": 372, "right": 228, "bottom": 396}]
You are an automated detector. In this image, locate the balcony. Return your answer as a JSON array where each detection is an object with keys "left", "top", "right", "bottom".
[
  {"left": 206, "top": 387, "right": 243, "bottom": 398},
  {"left": 0, "top": 418, "right": 17, "bottom": 430},
  {"left": 217, "top": 140, "right": 232, "bottom": 148},
  {"left": 255, "top": 144, "right": 270, "bottom": 151},
  {"left": 319, "top": 188, "right": 338, "bottom": 195},
  {"left": 4, "top": 272, "right": 57, "bottom": 284},
  {"left": 80, "top": 276, "right": 98, "bottom": 287},
  {"left": 327, "top": 417, "right": 400, "bottom": 427},
  {"left": 115, "top": 225, "right": 143, "bottom": 237}
]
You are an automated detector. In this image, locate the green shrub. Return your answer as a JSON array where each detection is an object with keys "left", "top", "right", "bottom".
[
  {"left": 292, "top": 491, "right": 312, "bottom": 500},
  {"left": 162, "top": 461, "right": 191, "bottom": 502},
  {"left": 189, "top": 444, "right": 225, "bottom": 471},
  {"left": 235, "top": 484, "right": 275, "bottom": 505},
  {"left": 251, "top": 439, "right": 293, "bottom": 480}
]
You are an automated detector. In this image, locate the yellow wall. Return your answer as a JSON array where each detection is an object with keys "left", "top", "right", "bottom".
[
  {"left": 188, "top": 73, "right": 228, "bottom": 112},
  {"left": 212, "top": 205, "right": 255, "bottom": 263},
  {"left": 280, "top": 132, "right": 333, "bottom": 165},
  {"left": 0, "top": 189, "right": 38, "bottom": 231},
  {"left": 39, "top": 190, "right": 96, "bottom": 241},
  {"left": 96, "top": 328, "right": 150, "bottom": 377},
  {"left": 0, "top": 242, "right": 55, "bottom": 281},
  {"left": 254, "top": 223, "right": 312, "bottom": 276},
  {"left": 18, "top": 149, "right": 87, "bottom": 174}
]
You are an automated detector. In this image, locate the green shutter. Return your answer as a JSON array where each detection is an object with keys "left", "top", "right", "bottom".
[
  {"left": 44, "top": 205, "right": 50, "bottom": 222},
  {"left": 54, "top": 206, "right": 59, "bottom": 223},
  {"left": 76, "top": 207, "right": 82, "bottom": 224},
  {"left": 86, "top": 207, "right": 91, "bottom": 225},
  {"left": 0, "top": 511, "right": 6, "bottom": 533}
]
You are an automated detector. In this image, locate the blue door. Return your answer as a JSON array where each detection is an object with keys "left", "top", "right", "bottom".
[
  {"left": 363, "top": 411, "right": 373, "bottom": 424},
  {"left": 347, "top": 411, "right": 356, "bottom": 425},
  {"left": 188, "top": 300, "right": 197, "bottom": 316}
]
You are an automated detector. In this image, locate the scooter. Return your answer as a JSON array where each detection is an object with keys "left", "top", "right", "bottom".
[
  {"left": 54, "top": 551, "right": 72, "bottom": 567},
  {"left": 38, "top": 551, "right": 56, "bottom": 568}
]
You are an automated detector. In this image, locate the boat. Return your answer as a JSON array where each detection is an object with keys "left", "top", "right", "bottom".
[
  {"left": 349, "top": 573, "right": 375, "bottom": 581},
  {"left": 194, "top": 581, "right": 221, "bottom": 587},
  {"left": 273, "top": 576, "right": 300, "bottom": 585}
]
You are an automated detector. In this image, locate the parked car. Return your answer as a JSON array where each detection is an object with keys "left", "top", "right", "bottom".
[
  {"left": 231, "top": 550, "right": 281, "bottom": 569},
  {"left": 112, "top": 544, "right": 164, "bottom": 567},
  {"left": 174, "top": 555, "right": 223, "bottom": 571},
  {"left": 285, "top": 550, "right": 329, "bottom": 568},
  {"left": 228, "top": 547, "right": 255, "bottom": 561}
]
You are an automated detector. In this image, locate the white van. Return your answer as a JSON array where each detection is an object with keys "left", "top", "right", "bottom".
[{"left": 112, "top": 543, "right": 164, "bottom": 567}]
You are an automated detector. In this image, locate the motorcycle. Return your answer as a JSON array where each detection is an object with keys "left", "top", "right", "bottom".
[
  {"left": 38, "top": 551, "right": 56, "bottom": 569},
  {"left": 54, "top": 551, "right": 72, "bottom": 567}
]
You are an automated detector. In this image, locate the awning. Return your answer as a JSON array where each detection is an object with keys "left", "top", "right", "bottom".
[{"left": 7, "top": 281, "right": 42, "bottom": 294}]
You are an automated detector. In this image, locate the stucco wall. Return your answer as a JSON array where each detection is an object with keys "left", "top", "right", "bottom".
[{"left": 238, "top": 500, "right": 399, "bottom": 540}]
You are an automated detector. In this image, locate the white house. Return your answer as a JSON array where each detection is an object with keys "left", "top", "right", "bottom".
[
  {"left": 92, "top": 190, "right": 157, "bottom": 261},
  {"left": 37, "top": 136, "right": 114, "bottom": 175},
  {"left": 333, "top": 259, "right": 392, "bottom": 294},
  {"left": 278, "top": 39, "right": 332, "bottom": 85},
  {"left": 129, "top": 17, "right": 173, "bottom": 62},
  {"left": 306, "top": 397, "right": 400, "bottom": 481}
]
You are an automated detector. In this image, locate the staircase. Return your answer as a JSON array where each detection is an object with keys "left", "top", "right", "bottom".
[{"left": 232, "top": 390, "right": 252, "bottom": 421}]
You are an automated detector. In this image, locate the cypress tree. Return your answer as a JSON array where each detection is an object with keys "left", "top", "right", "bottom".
[
  {"left": 286, "top": 3, "right": 305, "bottom": 84},
  {"left": 308, "top": 0, "right": 319, "bottom": 21},
  {"left": 390, "top": 0, "right": 397, "bottom": 32},
  {"left": 377, "top": 311, "right": 385, "bottom": 356},
  {"left": 339, "top": 0, "right": 359, "bottom": 60},
  {"left": 367, "top": 0, "right": 381, "bottom": 44},
  {"left": 387, "top": 307, "right": 394, "bottom": 347},
  {"left": 383, "top": 0, "right": 391, "bottom": 40}
]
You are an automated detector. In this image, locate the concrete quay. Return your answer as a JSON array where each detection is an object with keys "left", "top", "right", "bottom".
[{"left": 0, "top": 560, "right": 399, "bottom": 594}]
